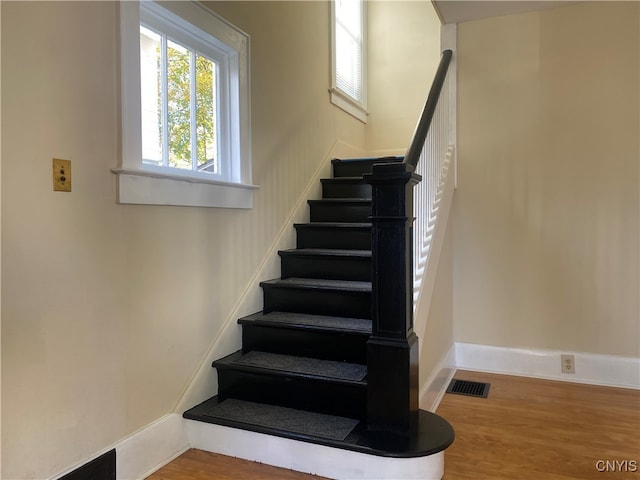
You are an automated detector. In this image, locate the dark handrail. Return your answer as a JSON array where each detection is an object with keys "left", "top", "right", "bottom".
[{"left": 403, "top": 49, "right": 453, "bottom": 169}]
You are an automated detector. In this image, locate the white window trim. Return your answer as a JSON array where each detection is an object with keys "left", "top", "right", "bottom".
[
  {"left": 115, "top": 1, "right": 256, "bottom": 208},
  {"left": 329, "top": 0, "right": 368, "bottom": 124}
]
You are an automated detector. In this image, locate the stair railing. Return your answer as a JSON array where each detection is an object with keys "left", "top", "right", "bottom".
[
  {"left": 411, "top": 51, "right": 454, "bottom": 309},
  {"left": 364, "top": 49, "right": 453, "bottom": 436}
]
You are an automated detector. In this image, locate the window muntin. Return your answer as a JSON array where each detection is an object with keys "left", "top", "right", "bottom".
[
  {"left": 138, "top": 2, "right": 237, "bottom": 182},
  {"left": 140, "top": 25, "right": 219, "bottom": 174}
]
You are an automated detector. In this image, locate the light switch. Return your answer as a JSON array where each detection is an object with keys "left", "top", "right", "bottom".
[{"left": 53, "top": 158, "right": 71, "bottom": 192}]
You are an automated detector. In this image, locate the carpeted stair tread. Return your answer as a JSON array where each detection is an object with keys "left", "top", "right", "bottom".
[
  {"left": 331, "top": 156, "right": 405, "bottom": 177},
  {"left": 185, "top": 396, "right": 455, "bottom": 458},
  {"left": 202, "top": 398, "right": 359, "bottom": 441},
  {"left": 332, "top": 156, "right": 404, "bottom": 164},
  {"left": 308, "top": 199, "right": 372, "bottom": 205},
  {"left": 260, "top": 277, "right": 371, "bottom": 292},
  {"left": 223, "top": 351, "right": 367, "bottom": 382},
  {"left": 294, "top": 222, "right": 372, "bottom": 228},
  {"left": 321, "top": 176, "right": 369, "bottom": 182},
  {"left": 279, "top": 248, "right": 371, "bottom": 258},
  {"left": 239, "top": 311, "right": 372, "bottom": 334}
]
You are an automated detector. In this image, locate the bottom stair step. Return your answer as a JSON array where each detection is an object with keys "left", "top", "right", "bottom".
[
  {"left": 202, "top": 398, "right": 359, "bottom": 441},
  {"left": 184, "top": 396, "right": 455, "bottom": 461}
]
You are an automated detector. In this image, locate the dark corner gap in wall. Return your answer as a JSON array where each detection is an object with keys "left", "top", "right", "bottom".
[{"left": 57, "top": 449, "right": 115, "bottom": 480}]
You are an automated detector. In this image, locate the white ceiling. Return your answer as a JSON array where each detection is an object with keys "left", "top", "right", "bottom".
[{"left": 432, "top": 1, "right": 576, "bottom": 24}]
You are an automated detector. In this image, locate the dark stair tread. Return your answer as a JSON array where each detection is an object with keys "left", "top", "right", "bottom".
[
  {"left": 321, "top": 176, "right": 369, "bottom": 183},
  {"left": 308, "top": 199, "right": 372, "bottom": 205},
  {"left": 293, "top": 223, "right": 372, "bottom": 249},
  {"left": 331, "top": 156, "right": 404, "bottom": 164},
  {"left": 201, "top": 398, "right": 360, "bottom": 441},
  {"left": 239, "top": 311, "right": 372, "bottom": 334},
  {"left": 320, "top": 177, "right": 372, "bottom": 199},
  {"left": 213, "top": 350, "right": 367, "bottom": 384},
  {"left": 260, "top": 277, "right": 371, "bottom": 292},
  {"left": 279, "top": 248, "right": 371, "bottom": 258},
  {"left": 185, "top": 396, "right": 455, "bottom": 458},
  {"left": 279, "top": 249, "right": 371, "bottom": 281},
  {"left": 331, "top": 157, "right": 405, "bottom": 177},
  {"left": 294, "top": 222, "right": 372, "bottom": 229}
]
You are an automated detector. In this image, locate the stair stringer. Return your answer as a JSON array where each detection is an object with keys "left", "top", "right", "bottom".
[{"left": 174, "top": 140, "right": 366, "bottom": 414}]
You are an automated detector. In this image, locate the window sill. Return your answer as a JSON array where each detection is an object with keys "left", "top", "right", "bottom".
[
  {"left": 329, "top": 88, "right": 368, "bottom": 124},
  {"left": 113, "top": 168, "right": 258, "bottom": 208}
]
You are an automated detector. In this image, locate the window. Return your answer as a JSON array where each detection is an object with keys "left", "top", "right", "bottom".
[
  {"left": 115, "top": 1, "right": 255, "bottom": 208},
  {"left": 330, "top": 0, "right": 367, "bottom": 123},
  {"left": 139, "top": 26, "right": 219, "bottom": 174}
]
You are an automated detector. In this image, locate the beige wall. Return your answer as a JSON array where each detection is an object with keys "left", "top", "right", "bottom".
[
  {"left": 1, "top": 1, "right": 368, "bottom": 478},
  {"left": 366, "top": 0, "right": 442, "bottom": 155},
  {"left": 454, "top": 2, "right": 639, "bottom": 357},
  {"left": 0, "top": 2, "right": 3, "bottom": 471}
]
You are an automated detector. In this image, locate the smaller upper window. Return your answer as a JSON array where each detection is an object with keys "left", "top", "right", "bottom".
[{"left": 330, "top": 0, "right": 367, "bottom": 123}]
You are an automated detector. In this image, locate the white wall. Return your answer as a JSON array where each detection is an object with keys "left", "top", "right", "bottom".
[
  {"left": 1, "top": 1, "right": 367, "bottom": 478},
  {"left": 454, "top": 2, "right": 639, "bottom": 357}
]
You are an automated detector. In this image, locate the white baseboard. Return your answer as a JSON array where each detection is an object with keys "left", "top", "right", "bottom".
[
  {"left": 185, "top": 419, "right": 444, "bottom": 480},
  {"left": 420, "top": 343, "right": 456, "bottom": 412},
  {"left": 50, "top": 414, "right": 189, "bottom": 480},
  {"left": 455, "top": 342, "right": 640, "bottom": 390},
  {"left": 61, "top": 411, "right": 445, "bottom": 480},
  {"left": 116, "top": 414, "right": 189, "bottom": 480}
]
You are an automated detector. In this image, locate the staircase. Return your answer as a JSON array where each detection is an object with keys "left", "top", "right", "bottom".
[{"left": 183, "top": 157, "right": 454, "bottom": 465}]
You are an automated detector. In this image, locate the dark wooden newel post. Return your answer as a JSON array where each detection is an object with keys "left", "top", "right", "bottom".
[{"left": 364, "top": 161, "right": 421, "bottom": 436}]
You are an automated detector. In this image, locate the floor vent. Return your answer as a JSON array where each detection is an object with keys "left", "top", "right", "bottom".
[{"left": 446, "top": 379, "right": 490, "bottom": 398}]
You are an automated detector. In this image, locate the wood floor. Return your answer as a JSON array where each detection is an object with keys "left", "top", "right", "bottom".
[
  {"left": 147, "top": 371, "right": 639, "bottom": 479},
  {"left": 146, "top": 449, "right": 329, "bottom": 480},
  {"left": 437, "top": 370, "right": 640, "bottom": 480}
]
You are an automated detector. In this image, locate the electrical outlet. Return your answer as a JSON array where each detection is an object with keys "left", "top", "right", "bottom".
[
  {"left": 561, "top": 354, "right": 575, "bottom": 374},
  {"left": 53, "top": 158, "right": 71, "bottom": 192}
]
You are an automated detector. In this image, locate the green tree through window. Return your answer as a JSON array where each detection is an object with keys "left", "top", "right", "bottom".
[
  {"left": 167, "top": 40, "right": 192, "bottom": 169},
  {"left": 141, "top": 27, "right": 217, "bottom": 173}
]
